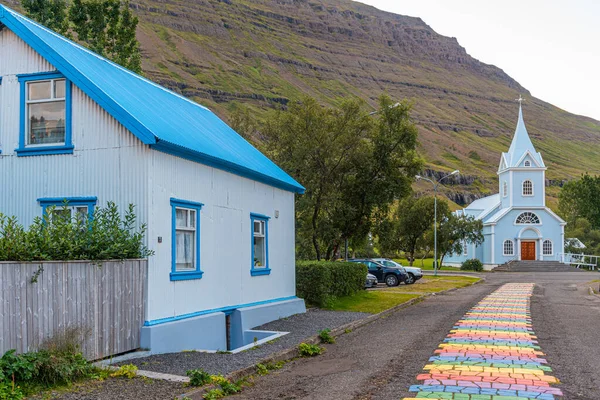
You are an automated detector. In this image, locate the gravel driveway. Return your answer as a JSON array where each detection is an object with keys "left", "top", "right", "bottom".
[{"left": 118, "top": 308, "right": 368, "bottom": 377}]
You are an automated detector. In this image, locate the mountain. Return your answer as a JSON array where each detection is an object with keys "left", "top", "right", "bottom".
[{"left": 3, "top": 0, "right": 600, "bottom": 207}]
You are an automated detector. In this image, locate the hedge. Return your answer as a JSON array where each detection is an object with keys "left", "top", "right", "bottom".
[
  {"left": 460, "top": 259, "right": 484, "bottom": 272},
  {"left": 296, "top": 261, "right": 367, "bottom": 307}
]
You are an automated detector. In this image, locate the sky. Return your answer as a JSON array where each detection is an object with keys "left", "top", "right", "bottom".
[{"left": 357, "top": 0, "right": 600, "bottom": 121}]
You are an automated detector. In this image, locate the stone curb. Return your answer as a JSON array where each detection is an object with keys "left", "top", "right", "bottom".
[{"left": 177, "top": 277, "right": 485, "bottom": 399}]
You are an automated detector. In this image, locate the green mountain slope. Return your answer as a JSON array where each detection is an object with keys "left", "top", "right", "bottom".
[{"left": 4, "top": 0, "right": 599, "bottom": 205}]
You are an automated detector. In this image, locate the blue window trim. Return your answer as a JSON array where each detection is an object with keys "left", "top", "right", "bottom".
[
  {"left": 38, "top": 196, "right": 97, "bottom": 217},
  {"left": 250, "top": 213, "right": 271, "bottom": 276},
  {"left": 170, "top": 198, "right": 204, "bottom": 281},
  {"left": 16, "top": 71, "right": 74, "bottom": 156}
]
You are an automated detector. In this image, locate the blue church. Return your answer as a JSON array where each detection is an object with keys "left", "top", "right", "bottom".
[{"left": 446, "top": 104, "right": 566, "bottom": 269}]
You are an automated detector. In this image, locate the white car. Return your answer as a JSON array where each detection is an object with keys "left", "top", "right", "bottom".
[
  {"left": 365, "top": 273, "right": 378, "bottom": 288},
  {"left": 371, "top": 258, "right": 423, "bottom": 284}
]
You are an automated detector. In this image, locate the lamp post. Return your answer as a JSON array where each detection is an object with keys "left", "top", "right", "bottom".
[{"left": 415, "top": 170, "right": 459, "bottom": 276}]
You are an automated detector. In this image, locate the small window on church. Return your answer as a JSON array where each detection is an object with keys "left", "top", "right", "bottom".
[
  {"left": 524, "top": 160, "right": 531, "bottom": 167},
  {"left": 522, "top": 180, "right": 533, "bottom": 196},
  {"left": 503, "top": 240, "right": 514, "bottom": 256},
  {"left": 543, "top": 240, "right": 553, "bottom": 255},
  {"left": 516, "top": 212, "right": 540, "bottom": 224},
  {"left": 463, "top": 241, "right": 468, "bottom": 256},
  {"left": 503, "top": 181, "right": 508, "bottom": 197}
]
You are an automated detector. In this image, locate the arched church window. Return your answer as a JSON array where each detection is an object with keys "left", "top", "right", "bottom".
[
  {"left": 503, "top": 181, "right": 508, "bottom": 197},
  {"left": 522, "top": 180, "right": 533, "bottom": 196},
  {"left": 516, "top": 212, "right": 540, "bottom": 224},
  {"left": 543, "top": 240, "right": 553, "bottom": 255},
  {"left": 503, "top": 240, "right": 514, "bottom": 256},
  {"left": 524, "top": 160, "right": 531, "bottom": 167}
]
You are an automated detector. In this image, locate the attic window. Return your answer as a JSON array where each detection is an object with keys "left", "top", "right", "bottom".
[
  {"left": 16, "top": 72, "right": 73, "bottom": 156},
  {"left": 516, "top": 212, "right": 540, "bottom": 225},
  {"left": 524, "top": 160, "right": 531, "bottom": 167}
]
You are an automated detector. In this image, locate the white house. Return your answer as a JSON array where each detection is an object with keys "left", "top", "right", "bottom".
[
  {"left": 0, "top": 5, "right": 306, "bottom": 353},
  {"left": 446, "top": 103, "right": 566, "bottom": 269}
]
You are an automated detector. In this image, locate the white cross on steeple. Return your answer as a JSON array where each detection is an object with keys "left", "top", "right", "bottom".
[{"left": 516, "top": 95, "right": 525, "bottom": 105}]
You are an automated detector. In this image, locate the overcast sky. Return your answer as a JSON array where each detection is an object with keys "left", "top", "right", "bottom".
[{"left": 357, "top": 0, "right": 600, "bottom": 121}]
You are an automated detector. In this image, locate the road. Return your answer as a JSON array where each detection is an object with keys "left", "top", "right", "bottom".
[{"left": 231, "top": 271, "right": 600, "bottom": 399}]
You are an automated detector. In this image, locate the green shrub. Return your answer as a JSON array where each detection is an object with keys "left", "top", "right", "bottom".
[
  {"left": 318, "top": 329, "right": 335, "bottom": 344},
  {"left": 186, "top": 369, "right": 212, "bottom": 387},
  {"left": 203, "top": 389, "right": 225, "bottom": 400},
  {"left": 296, "top": 261, "right": 366, "bottom": 307},
  {"left": 0, "top": 380, "right": 24, "bottom": 400},
  {"left": 110, "top": 364, "right": 137, "bottom": 379},
  {"left": 460, "top": 259, "right": 483, "bottom": 272},
  {"left": 298, "top": 343, "right": 323, "bottom": 357},
  {"left": 0, "top": 202, "right": 153, "bottom": 262}
]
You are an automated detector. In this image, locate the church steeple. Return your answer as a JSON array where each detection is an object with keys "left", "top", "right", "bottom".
[{"left": 500, "top": 99, "right": 545, "bottom": 170}]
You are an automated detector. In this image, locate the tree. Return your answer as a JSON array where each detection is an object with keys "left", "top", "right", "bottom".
[
  {"left": 436, "top": 213, "right": 484, "bottom": 267},
  {"left": 559, "top": 174, "right": 600, "bottom": 229},
  {"left": 22, "top": 0, "right": 142, "bottom": 74},
  {"left": 378, "top": 196, "right": 449, "bottom": 266},
  {"left": 21, "top": 0, "right": 69, "bottom": 34},
  {"left": 259, "top": 95, "right": 422, "bottom": 260}
]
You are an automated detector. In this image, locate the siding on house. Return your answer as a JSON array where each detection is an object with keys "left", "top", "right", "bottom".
[
  {"left": 146, "top": 151, "right": 296, "bottom": 321},
  {"left": 0, "top": 29, "right": 149, "bottom": 229}
]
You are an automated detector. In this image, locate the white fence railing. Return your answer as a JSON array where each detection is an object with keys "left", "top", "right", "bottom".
[{"left": 560, "top": 253, "right": 599, "bottom": 270}]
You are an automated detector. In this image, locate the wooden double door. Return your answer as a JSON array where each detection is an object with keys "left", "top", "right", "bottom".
[{"left": 521, "top": 241, "right": 536, "bottom": 261}]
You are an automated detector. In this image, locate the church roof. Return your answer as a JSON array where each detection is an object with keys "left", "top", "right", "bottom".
[
  {"left": 500, "top": 104, "right": 545, "bottom": 169},
  {"left": 465, "top": 194, "right": 500, "bottom": 213},
  {"left": 0, "top": 5, "right": 305, "bottom": 194}
]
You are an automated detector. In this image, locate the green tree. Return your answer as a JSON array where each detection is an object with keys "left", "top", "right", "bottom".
[
  {"left": 22, "top": 0, "right": 142, "bottom": 74},
  {"left": 559, "top": 174, "right": 600, "bottom": 228},
  {"left": 378, "top": 196, "right": 449, "bottom": 266},
  {"left": 436, "top": 213, "right": 484, "bottom": 267},
  {"left": 259, "top": 95, "right": 421, "bottom": 260},
  {"left": 22, "top": 0, "right": 69, "bottom": 34}
]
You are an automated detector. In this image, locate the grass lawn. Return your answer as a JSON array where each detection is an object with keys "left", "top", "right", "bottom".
[
  {"left": 394, "top": 258, "right": 461, "bottom": 271},
  {"left": 326, "top": 276, "right": 481, "bottom": 313}
]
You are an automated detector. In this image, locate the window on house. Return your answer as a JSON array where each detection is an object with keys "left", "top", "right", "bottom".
[
  {"left": 543, "top": 240, "right": 553, "bottom": 255},
  {"left": 38, "top": 197, "right": 97, "bottom": 223},
  {"left": 26, "top": 79, "right": 66, "bottom": 145},
  {"left": 503, "top": 181, "right": 508, "bottom": 197},
  {"left": 170, "top": 198, "right": 203, "bottom": 281},
  {"left": 16, "top": 72, "right": 73, "bottom": 156},
  {"left": 516, "top": 212, "right": 540, "bottom": 224},
  {"left": 251, "top": 213, "right": 270, "bottom": 276},
  {"left": 463, "top": 241, "right": 468, "bottom": 255},
  {"left": 522, "top": 180, "right": 533, "bottom": 196},
  {"left": 524, "top": 160, "right": 531, "bottom": 167},
  {"left": 503, "top": 240, "right": 514, "bottom": 256}
]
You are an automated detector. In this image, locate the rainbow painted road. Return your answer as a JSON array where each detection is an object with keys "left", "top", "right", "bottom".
[{"left": 403, "top": 283, "right": 562, "bottom": 400}]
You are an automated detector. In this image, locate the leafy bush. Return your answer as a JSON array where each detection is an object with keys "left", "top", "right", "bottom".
[
  {"left": 0, "top": 380, "right": 24, "bottom": 400},
  {"left": 460, "top": 259, "right": 483, "bottom": 272},
  {"left": 318, "top": 329, "right": 335, "bottom": 344},
  {"left": 110, "top": 364, "right": 137, "bottom": 379},
  {"left": 298, "top": 343, "right": 323, "bottom": 357},
  {"left": 186, "top": 369, "right": 212, "bottom": 387},
  {"left": 296, "top": 261, "right": 366, "bottom": 307},
  {"left": 0, "top": 202, "right": 153, "bottom": 262}
]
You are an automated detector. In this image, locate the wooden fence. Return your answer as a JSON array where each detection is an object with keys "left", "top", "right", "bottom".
[{"left": 0, "top": 260, "right": 147, "bottom": 360}]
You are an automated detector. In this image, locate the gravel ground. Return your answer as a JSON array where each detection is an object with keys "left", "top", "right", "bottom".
[
  {"left": 118, "top": 309, "right": 368, "bottom": 376},
  {"left": 30, "top": 377, "right": 187, "bottom": 400}
]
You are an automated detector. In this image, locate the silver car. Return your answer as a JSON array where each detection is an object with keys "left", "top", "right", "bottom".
[
  {"left": 365, "top": 273, "right": 378, "bottom": 288},
  {"left": 372, "top": 258, "right": 423, "bottom": 285}
]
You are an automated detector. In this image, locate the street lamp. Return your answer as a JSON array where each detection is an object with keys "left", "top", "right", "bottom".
[{"left": 415, "top": 170, "right": 459, "bottom": 276}]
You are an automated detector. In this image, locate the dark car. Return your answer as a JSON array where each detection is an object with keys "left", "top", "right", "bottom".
[{"left": 348, "top": 259, "right": 407, "bottom": 287}]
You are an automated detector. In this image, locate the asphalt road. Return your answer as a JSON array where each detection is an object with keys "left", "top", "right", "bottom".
[{"left": 231, "top": 271, "right": 600, "bottom": 400}]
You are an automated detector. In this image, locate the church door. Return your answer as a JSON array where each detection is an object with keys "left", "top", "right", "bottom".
[{"left": 521, "top": 241, "right": 536, "bottom": 261}]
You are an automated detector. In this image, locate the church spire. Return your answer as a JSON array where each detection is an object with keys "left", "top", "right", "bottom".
[{"left": 502, "top": 98, "right": 545, "bottom": 168}]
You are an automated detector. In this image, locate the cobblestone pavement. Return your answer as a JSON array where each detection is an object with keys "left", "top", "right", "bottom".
[{"left": 403, "top": 283, "right": 562, "bottom": 399}]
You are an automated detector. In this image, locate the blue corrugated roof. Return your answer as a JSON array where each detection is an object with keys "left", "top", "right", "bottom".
[{"left": 0, "top": 5, "right": 304, "bottom": 193}]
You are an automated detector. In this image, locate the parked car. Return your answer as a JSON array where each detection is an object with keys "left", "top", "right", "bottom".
[
  {"left": 365, "top": 273, "right": 378, "bottom": 288},
  {"left": 348, "top": 259, "right": 407, "bottom": 286},
  {"left": 372, "top": 258, "right": 423, "bottom": 285}
]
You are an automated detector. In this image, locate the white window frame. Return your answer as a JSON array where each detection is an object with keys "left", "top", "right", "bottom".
[
  {"left": 170, "top": 198, "right": 203, "bottom": 281},
  {"left": 543, "top": 240, "right": 553, "bottom": 256},
  {"left": 462, "top": 240, "right": 468, "bottom": 256},
  {"left": 503, "top": 240, "right": 514, "bottom": 256},
  {"left": 515, "top": 212, "right": 541, "bottom": 225},
  {"left": 251, "top": 213, "right": 270, "bottom": 276},
  {"left": 522, "top": 180, "right": 534, "bottom": 196},
  {"left": 503, "top": 181, "right": 508, "bottom": 197},
  {"left": 524, "top": 160, "right": 531, "bottom": 167},
  {"left": 25, "top": 78, "right": 67, "bottom": 147}
]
